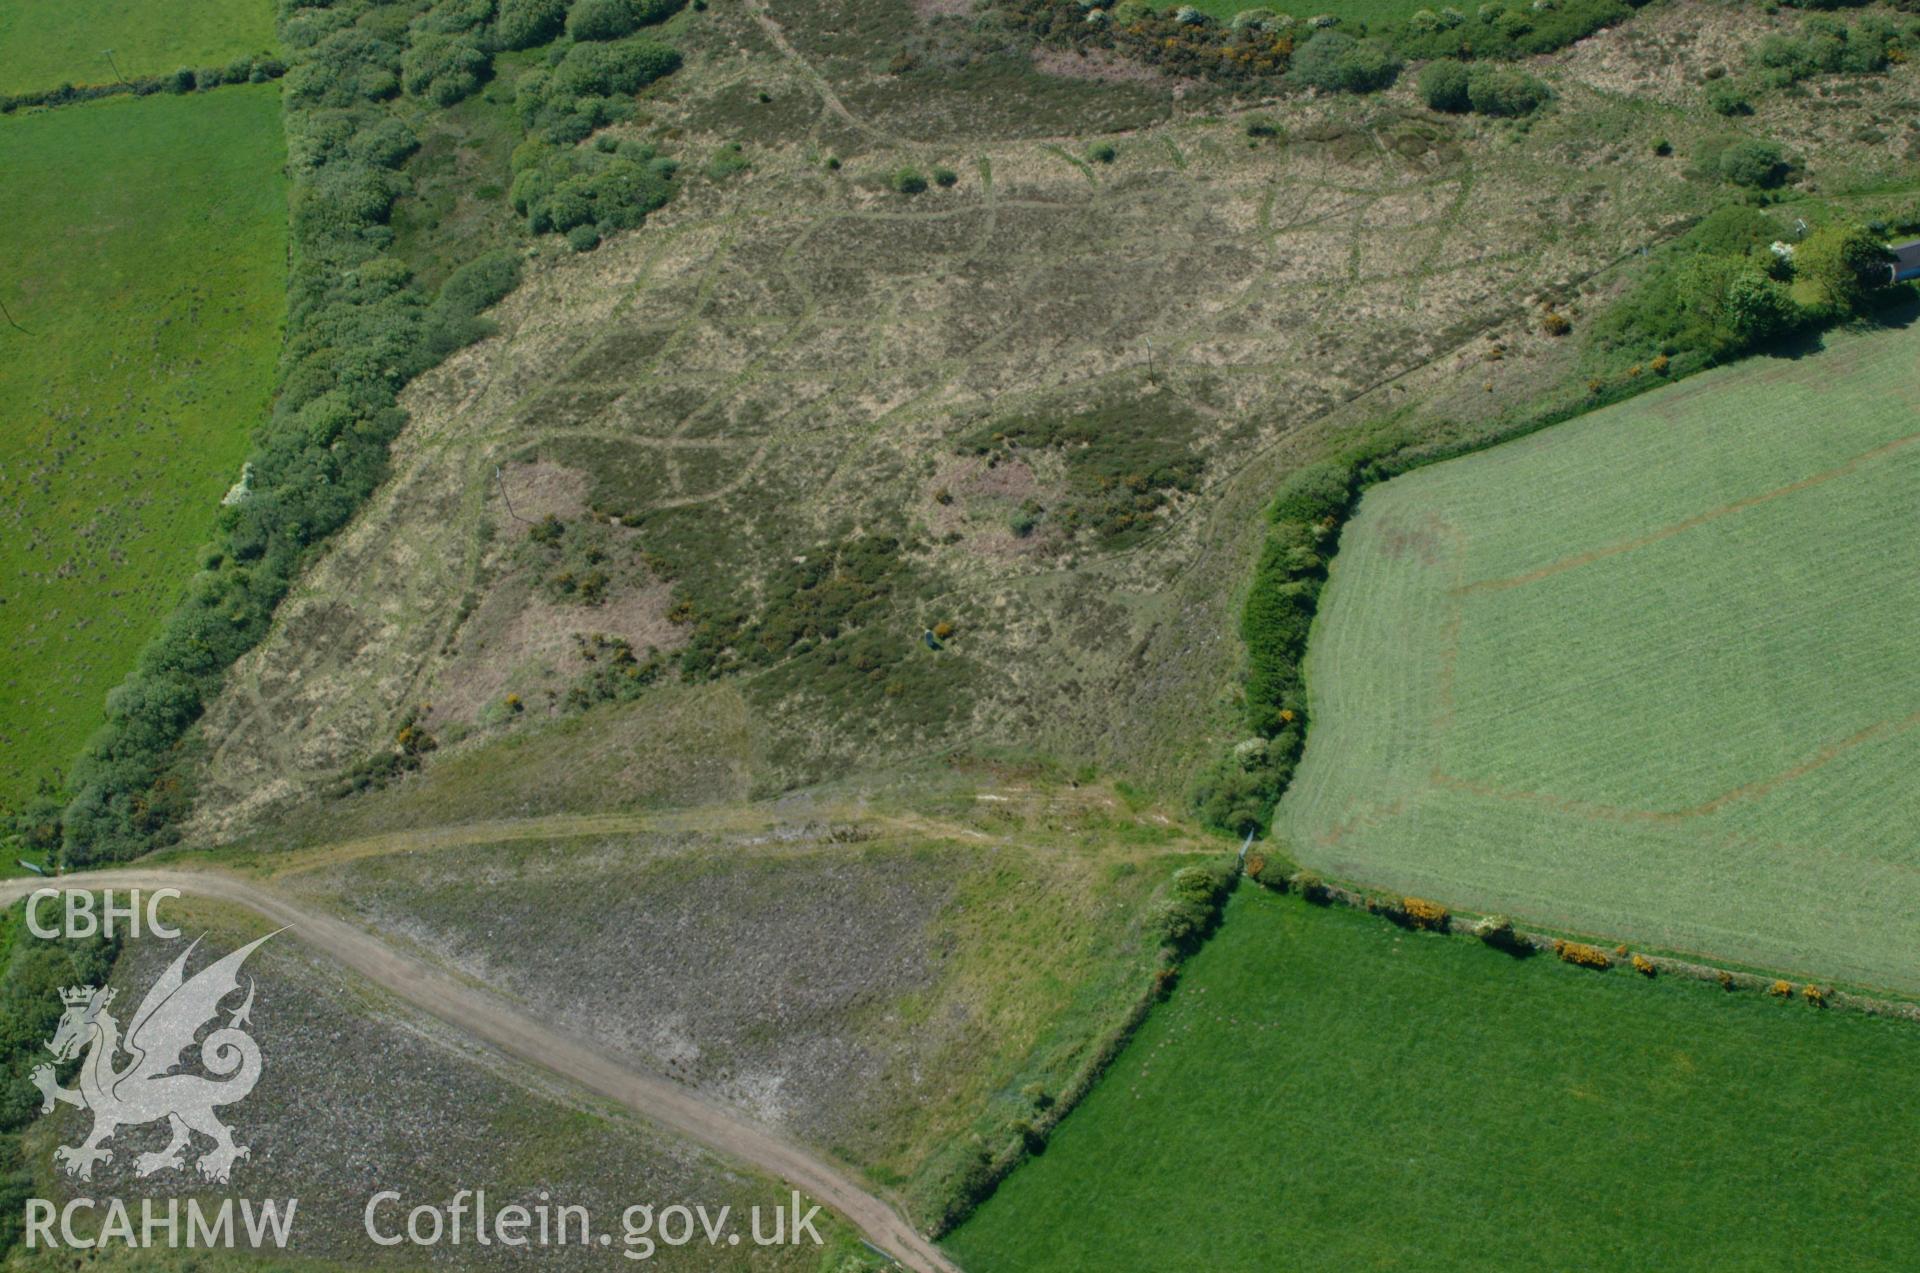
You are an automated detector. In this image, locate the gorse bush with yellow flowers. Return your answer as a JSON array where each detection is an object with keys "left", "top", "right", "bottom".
[{"left": 1554, "top": 940, "right": 1612, "bottom": 971}]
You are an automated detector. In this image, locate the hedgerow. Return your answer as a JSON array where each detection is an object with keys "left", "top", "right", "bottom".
[
  {"left": 1153, "top": 859, "right": 1238, "bottom": 953},
  {"left": 1192, "top": 451, "right": 1386, "bottom": 835},
  {"left": 1198, "top": 196, "right": 1904, "bottom": 840},
  {"left": 55, "top": 0, "right": 686, "bottom": 865},
  {"left": 913, "top": 855, "right": 1237, "bottom": 1236},
  {"left": 0, "top": 52, "right": 287, "bottom": 115}
]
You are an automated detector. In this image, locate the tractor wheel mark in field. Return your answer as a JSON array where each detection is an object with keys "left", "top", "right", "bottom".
[
  {"left": 1429, "top": 704, "right": 1920, "bottom": 823},
  {"left": 1455, "top": 427, "right": 1920, "bottom": 597}
]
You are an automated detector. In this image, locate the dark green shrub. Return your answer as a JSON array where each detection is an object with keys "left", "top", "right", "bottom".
[
  {"left": 167, "top": 67, "right": 196, "bottom": 93},
  {"left": 1686, "top": 204, "right": 1780, "bottom": 257},
  {"left": 1154, "top": 859, "right": 1238, "bottom": 952},
  {"left": 401, "top": 33, "right": 489, "bottom": 105},
  {"left": 1288, "top": 868, "right": 1329, "bottom": 903},
  {"left": 496, "top": 0, "right": 569, "bottom": 48},
  {"left": 1289, "top": 31, "right": 1401, "bottom": 93},
  {"left": 1587, "top": 206, "right": 1805, "bottom": 367},
  {"left": 421, "top": 248, "right": 523, "bottom": 355},
  {"left": 933, "top": 165, "right": 959, "bottom": 187},
  {"left": 1705, "top": 79, "right": 1752, "bottom": 116},
  {"left": 1393, "top": 0, "right": 1630, "bottom": 62},
  {"left": 1753, "top": 14, "right": 1898, "bottom": 83},
  {"left": 1716, "top": 138, "right": 1790, "bottom": 188},
  {"left": 892, "top": 166, "right": 928, "bottom": 194},
  {"left": 568, "top": 223, "right": 603, "bottom": 251},
  {"left": 552, "top": 36, "right": 680, "bottom": 96},
  {"left": 1794, "top": 219, "right": 1892, "bottom": 311},
  {"left": 1466, "top": 63, "right": 1549, "bottom": 115},
  {"left": 1418, "top": 58, "right": 1471, "bottom": 111},
  {"left": 349, "top": 117, "right": 421, "bottom": 168},
  {"left": 1088, "top": 141, "right": 1117, "bottom": 163},
  {"left": 1245, "top": 845, "right": 1299, "bottom": 890},
  {"left": 1720, "top": 266, "right": 1799, "bottom": 342},
  {"left": 1266, "top": 458, "right": 1356, "bottom": 525},
  {"left": 418, "top": 0, "right": 497, "bottom": 36},
  {"left": 570, "top": 0, "right": 643, "bottom": 40},
  {"left": 569, "top": 0, "right": 682, "bottom": 39}
]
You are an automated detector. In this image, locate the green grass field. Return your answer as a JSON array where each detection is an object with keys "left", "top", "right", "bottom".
[
  {"left": 948, "top": 886, "right": 1920, "bottom": 1270},
  {"left": 0, "top": 0, "right": 276, "bottom": 96},
  {"left": 0, "top": 86, "right": 287, "bottom": 807},
  {"left": 1276, "top": 325, "right": 1920, "bottom": 994},
  {"left": 1171, "top": 0, "right": 1438, "bottom": 25}
]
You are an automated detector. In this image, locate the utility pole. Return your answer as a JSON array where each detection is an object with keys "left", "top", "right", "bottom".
[
  {"left": 102, "top": 48, "right": 129, "bottom": 86},
  {"left": 1144, "top": 337, "right": 1155, "bottom": 384}
]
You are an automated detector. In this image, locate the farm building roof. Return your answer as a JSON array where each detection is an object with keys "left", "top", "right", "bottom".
[{"left": 1890, "top": 239, "right": 1920, "bottom": 283}]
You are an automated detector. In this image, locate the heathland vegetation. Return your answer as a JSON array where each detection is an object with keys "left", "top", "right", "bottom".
[
  {"left": 949, "top": 886, "right": 1920, "bottom": 1270},
  {"left": 1275, "top": 322, "right": 1920, "bottom": 992},
  {"left": 1005, "top": 0, "right": 1654, "bottom": 89},
  {"left": 44, "top": 0, "right": 690, "bottom": 867},
  {"left": 0, "top": 87, "right": 288, "bottom": 816}
]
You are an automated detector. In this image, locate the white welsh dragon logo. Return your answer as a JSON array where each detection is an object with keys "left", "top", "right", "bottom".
[{"left": 31, "top": 932, "right": 278, "bottom": 1183}]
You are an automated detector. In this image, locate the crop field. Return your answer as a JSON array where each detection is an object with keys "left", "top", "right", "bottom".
[
  {"left": 948, "top": 886, "right": 1920, "bottom": 1271},
  {"left": 0, "top": 0, "right": 276, "bottom": 96},
  {"left": 1277, "top": 324, "right": 1920, "bottom": 993},
  {"left": 0, "top": 85, "right": 287, "bottom": 807}
]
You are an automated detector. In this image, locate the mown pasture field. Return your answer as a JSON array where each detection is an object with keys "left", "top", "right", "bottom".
[
  {"left": 1276, "top": 325, "right": 1920, "bottom": 993},
  {"left": 0, "top": 86, "right": 287, "bottom": 807},
  {"left": 0, "top": 0, "right": 276, "bottom": 96},
  {"left": 948, "top": 886, "right": 1920, "bottom": 1270}
]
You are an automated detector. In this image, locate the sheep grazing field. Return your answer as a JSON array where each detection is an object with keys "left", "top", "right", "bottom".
[
  {"left": 0, "top": 87, "right": 287, "bottom": 810},
  {"left": 948, "top": 885, "right": 1920, "bottom": 1271},
  {"left": 1278, "top": 323, "right": 1920, "bottom": 994}
]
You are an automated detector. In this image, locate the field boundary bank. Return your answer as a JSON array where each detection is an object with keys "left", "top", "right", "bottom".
[
  {"left": 1245, "top": 871, "right": 1920, "bottom": 1024},
  {"left": 1201, "top": 295, "right": 1920, "bottom": 990},
  {"left": 0, "top": 56, "right": 288, "bottom": 116}
]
